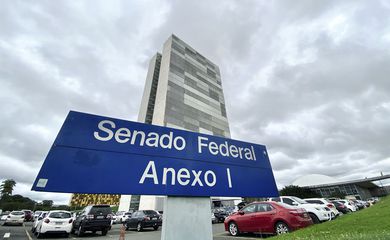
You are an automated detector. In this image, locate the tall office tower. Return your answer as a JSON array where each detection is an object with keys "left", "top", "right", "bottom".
[{"left": 118, "top": 35, "right": 236, "bottom": 212}]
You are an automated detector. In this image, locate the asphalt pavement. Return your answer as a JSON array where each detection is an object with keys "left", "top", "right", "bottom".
[{"left": 0, "top": 221, "right": 268, "bottom": 240}]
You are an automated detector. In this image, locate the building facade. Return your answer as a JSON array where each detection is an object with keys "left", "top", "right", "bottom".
[
  {"left": 292, "top": 174, "right": 390, "bottom": 200},
  {"left": 69, "top": 193, "right": 120, "bottom": 207},
  {"left": 119, "top": 35, "right": 239, "bottom": 211}
]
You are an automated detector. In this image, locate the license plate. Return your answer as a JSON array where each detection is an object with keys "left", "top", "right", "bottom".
[
  {"left": 55, "top": 222, "right": 62, "bottom": 225},
  {"left": 97, "top": 216, "right": 104, "bottom": 219}
]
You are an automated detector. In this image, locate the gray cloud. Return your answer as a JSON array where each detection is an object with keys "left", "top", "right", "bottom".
[{"left": 1, "top": 0, "right": 390, "bottom": 203}]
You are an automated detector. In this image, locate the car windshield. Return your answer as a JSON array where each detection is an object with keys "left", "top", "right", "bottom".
[
  {"left": 49, "top": 212, "right": 71, "bottom": 219},
  {"left": 291, "top": 197, "right": 308, "bottom": 204},
  {"left": 11, "top": 211, "right": 24, "bottom": 215},
  {"left": 143, "top": 210, "right": 158, "bottom": 215},
  {"left": 90, "top": 206, "right": 111, "bottom": 215}
]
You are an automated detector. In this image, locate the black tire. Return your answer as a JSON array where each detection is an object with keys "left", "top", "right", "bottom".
[
  {"left": 275, "top": 222, "right": 290, "bottom": 235},
  {"left": 101, "top": 229, "right": 108, "bottom": 236},
  {"left": 36, "top": 229, "right": 43, "bottom": 239},
  {"left": 77, "top": 225, "right": 84, "bottom": 237},
  {"left": 309, "top": 213, "right": 320, "bottom": 224},
  {"left": 31, "top": 227, "right": 35, "bottom": 233},
  {"left": 65, "top": 233, "right": 70, "bottom": 238},
  {"left": 125, "top": 223, "right": 129, "bottom": 230},
  {"left": 153, "top": 226, "right": 159, "bottom": 230},
  {"left": 136, "top": 222, "right": 143, "bottom": 232},
  {"left": 228, "top": 222, "right": 239, "bottom": 236},
  {"left": 71, "top": 227, "right": 75, "bottom": 234}
]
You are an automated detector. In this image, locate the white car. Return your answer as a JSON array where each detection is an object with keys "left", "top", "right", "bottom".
[
  {"left": 32, "top": 211, "right": 48, "bottom": 233},
  {"left": 337, "top": 199, "right": 357, "bottom": 212},
  {"left": 268, "top": 196, "right": 331, "bottom": 223},
  {"left": 2, "top": 211, "right": 25, "bottom": 226},
  {"left": 304, "top": 198, "right": 340, "bottom": 218},
  {"left": 211, "top": 213, "right": 217, "bottom": 224},
  {"left": 33, "top": 211, "right": 43, "bottom": 220},
  {"left": 116, "top": 212, "right": 132, "bottom": 223},
  {"left": 35, "top": 210, "right": 73, "bottom": 238},
  {"left": 111, "top": 214, "right": 117, "bottom": 225}
]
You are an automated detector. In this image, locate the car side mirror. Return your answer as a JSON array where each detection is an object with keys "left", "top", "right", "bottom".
[{"left": 238, "top": 211, "right": 245, "bottom": 215}]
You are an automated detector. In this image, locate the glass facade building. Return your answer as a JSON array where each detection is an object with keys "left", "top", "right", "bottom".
[
  {"left": 118, "top": 35, "right": 238, "bottom": 212},
  {"left": 163, "top": 35, "right": 230, "bottom": 137}
]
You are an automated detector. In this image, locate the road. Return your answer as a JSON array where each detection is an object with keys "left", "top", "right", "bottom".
[{"left": 0, "top": 221, "right": 268, "bottom": 240}]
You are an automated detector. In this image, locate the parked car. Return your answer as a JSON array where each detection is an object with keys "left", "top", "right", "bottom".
[
  {"left": 351, "top": 200, "right": 365, "bottom": 210},
  {"left": 268, "top": 196, "right": 330, "bottom": 223},
  {"left": 116, "top": 211, "right": 132, "bottom": 223},
  {"left": 71, "top": 204, "right": 112, "bottom": 236},
  {"left": 111, "top": 214, "right": 117, "bottom": 225},
  {"left": 32, "top": 211, "right": 48, "bottom": 233},
  {"left": 331, "top": 201, "right": 349, "bottom": 214},
  {"left": 212, "top": 208, "right": 229, "bottom": 223},
  {"left": 211, "top": 213, "right": 217, "bottom": 224},
  {"left": 35, "top": 211, "right": 73, "bottom": 238},
  {"left": 125, "top": 210, "right": 162, "bottom": 232},
  {"left": 224, "top": 201, "right": 313, "bottom": 236},
  {"left": 2, "top": 211, "right": 25, "bottom": 226},
  {"left": 337, "top": 200, "right": 357, "bottom": 212},
  {"left": 22, "top": 210, "right": 34, "bottom": 222},
  {"left": 304, "top": 198, "right": 339, "bottom": 218},
  {"left": 33, "top": 211, "right": 43, "bottom": 220}
]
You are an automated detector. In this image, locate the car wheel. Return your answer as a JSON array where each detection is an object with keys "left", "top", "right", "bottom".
[
  {"left": 36, "top": 228, "right": 43, "bottom": 239},
  {"left": 309, "top": 213, "right": 320, "bottom": 224},
  {"left": 31, "top": 227, "right": 35, "bottom": 233},
  {"left": 275, "top": 222, "right": 290, "bottom": 235},
  {"left": 125, "top": 223, "right": 130, "bottom": 230},
  {"left": 71, "top": 227, "right": 75, "bottom": 234},
  {"left": 136, "top": 222, "right": 143, "bottom": 232},
  {"left": 228, "top": 222, "right": 239, "bottom": 236},
  {"left": 153, "top": 226, "right": 159, "bottom": 230},
  {"left": 102, "top": 229, "right": 108, "bottom": 236},
  {"left": 77, "top": 225, "right": 84, "bottom": 237}
]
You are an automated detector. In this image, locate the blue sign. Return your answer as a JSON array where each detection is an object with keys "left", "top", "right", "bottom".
[{"left": 32, "top": 111, "right": 279, "bottom": 197}]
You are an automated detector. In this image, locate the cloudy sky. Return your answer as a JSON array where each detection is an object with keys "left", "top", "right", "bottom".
[{"left": 1, "top": 0, "right": 390, "bottom": 204}]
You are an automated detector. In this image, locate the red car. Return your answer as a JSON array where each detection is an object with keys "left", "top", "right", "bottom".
[{"left": 224, "top": 201, "right": 313, "bottom": 236}]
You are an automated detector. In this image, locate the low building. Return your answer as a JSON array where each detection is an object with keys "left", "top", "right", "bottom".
[
  {"left": 292, "top": 174, "right": 390, "bottom": 200},
  {"left": 69, "top": 194, "right": 120, "bottom": 207}
]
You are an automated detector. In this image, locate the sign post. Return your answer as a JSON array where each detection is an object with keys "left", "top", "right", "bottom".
[{"left": 32, "top": 111, "right": 279, "bottom": 239}]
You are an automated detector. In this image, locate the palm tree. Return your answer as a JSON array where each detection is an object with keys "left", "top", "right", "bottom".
[{"left": 0, "top": 179, "right": 16, "bottom": 196}]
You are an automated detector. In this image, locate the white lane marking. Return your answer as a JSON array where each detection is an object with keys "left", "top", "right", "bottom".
[
  {"left": 23, "top": 223, "right": 33, "bottom": 240},
  {"left": 25, "top": 229, "right": 33, "bottom": 240},
  {"left": 3, "top": 233, "right": 11, "bottom": 238}
]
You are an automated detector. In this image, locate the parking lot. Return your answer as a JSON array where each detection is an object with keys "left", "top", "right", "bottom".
[{"left": 0, "top": 222, "right": 268, "bottom": 240}]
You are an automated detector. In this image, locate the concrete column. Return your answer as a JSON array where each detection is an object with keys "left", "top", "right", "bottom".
[
  {"left": 161, "top": 196, "right": 212, "bottom": 240},
  {"left": 118, "top": 195, "right": 131, "bottom": 212}
]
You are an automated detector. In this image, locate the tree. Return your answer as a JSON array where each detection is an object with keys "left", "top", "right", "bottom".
[
  {"left": 0, "top": 194, "right": 36, "bottom": 211},
  {"left": 0, "top": 179, "right": 16, "bottom": 197},
  {"left": 42, "top": 200, "right": 54, "bottom": 207},
  {"left": 279, "top": 185, "right": 321, "bottom": 199}
]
